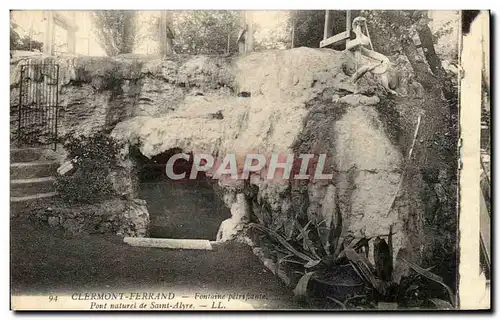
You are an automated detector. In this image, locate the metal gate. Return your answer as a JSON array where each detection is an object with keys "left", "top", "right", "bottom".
[{"left": 17, "top": 62, "right": 60, "bottom": 150}]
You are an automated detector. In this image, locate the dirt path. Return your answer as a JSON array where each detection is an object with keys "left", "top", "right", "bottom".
[{"left": 10, "top": 220, "right": 306, "bottom": 310}]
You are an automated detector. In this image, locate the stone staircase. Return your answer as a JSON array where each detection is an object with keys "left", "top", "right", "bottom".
[{"left": 10, "top": 148, "right": 61, "bottom": 218}]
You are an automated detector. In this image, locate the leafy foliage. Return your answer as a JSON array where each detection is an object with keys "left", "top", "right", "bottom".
[
  {"left": 363, "top": 10, "right": 458, "bottom": 98},
  {"left": 292, "top": 10, "right": 359, "bottom": 49},
  {"left": 254, "top": 12, "right": 292, "bottom": 50},
  {"left": 91, "top": 11, "right": 138, "bottom": 56},
  {"left": 10, "top": 21, "right": 20, "bottom": 50},
  {"left": 10, "top": 21, "right": 43, "bottom": 51},
  {"left": 363, "top": 10, "right": 420, "bottom": 50},
  {"left": 292, "top": 10, "right": 324, "bottom": 48},
  {"left": 145, "top": 11, "right": 241, "bottom": 55},
  {"left": 175, "top": 11, "right": 240, "bottom": 54},
  {"left": 56, "top": 132, "right": 123, "bottom": 204},
  {"left": 15, "top": 36, "right": 44, "bottom": 51}
]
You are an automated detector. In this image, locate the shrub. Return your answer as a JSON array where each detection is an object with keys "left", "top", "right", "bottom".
[{"left": 56, "top": 132, "right": 123, "bottom": 204}]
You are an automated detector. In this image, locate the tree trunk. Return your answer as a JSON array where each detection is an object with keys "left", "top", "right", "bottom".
[
  {"left": 416, "top": 23, "right": 455, "bottom": 104},
  {"left": 160, "top": 11, "right": 174, "bottom": 57},
  {"left": 381, "top": 10, "right": 457, "bottom": 116},
  {"left": 400, "top": 37, "right": 438, "bottom": 91},
  {"left": 417, "top": 27, "right": 441, "bottom": 75},
  {"left": 119, "top": 11, "right": 136, "bottom": 54},
  {"left": 165, "top": 37, "right": 173, "bottom": 56}
]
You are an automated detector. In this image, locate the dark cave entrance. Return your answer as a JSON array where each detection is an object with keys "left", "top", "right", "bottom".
[{"left": 132, "top": 147, "right": 231, "bottom": 240}]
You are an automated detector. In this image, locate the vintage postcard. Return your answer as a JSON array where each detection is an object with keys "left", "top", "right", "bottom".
[{"left": 9, "top": 9, "right": 490, "bottom": 310}]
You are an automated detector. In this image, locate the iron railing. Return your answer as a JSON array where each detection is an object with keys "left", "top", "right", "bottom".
[{"left": 17, "top": 62, "right": 60, "bottom": 150}]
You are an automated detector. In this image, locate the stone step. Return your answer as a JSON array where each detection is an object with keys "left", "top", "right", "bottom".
[
  {"left": 10, "top": 192, "right": 57, "bottom": 218},
  {"left": 10, "top": 176, "right": 56, "bottom": 198},
  {"left": 10, "top": 191, "right": 58, "bottom": 203},
  {"left": 10, "top": 147, "right": 61, "bottom": 163},
  {"left": 10, "top": 161, "right": 59, "bottom": 180}
]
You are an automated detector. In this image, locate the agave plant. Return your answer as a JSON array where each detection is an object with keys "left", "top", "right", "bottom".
[
  {"left": 250, "top": 198, "right": 371, "bottom": 303},
  {"left": 250, "top": 193, "right": 343, "bottom": 265},
  {"left": 250, "top": 210, "right": 456, "bottom": 309},
  {"left": 344, "top": 238, "right": 456, "bottom": 309}
]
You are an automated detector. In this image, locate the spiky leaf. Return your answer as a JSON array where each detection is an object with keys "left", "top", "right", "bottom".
[
  {"left": 304, "top": 260, "right": 322, "bottom": 269},
  {"left": 293, "top": 271, "right": 316, "bottom": 300},
  {"left": 345, "top": 247, "right": 386, "bottom": 296},
  {"left": 392, "top": 248, "right": 410, "bottom": 285},
  {"left": 401, "top": 256, "right": 456, "bottom": 306},
  {"left": 295, "top": 221, "right": 321, "bottom": 259},
  {"left": 328, "top": 201, "right": 343, "bottom": 255},
  {"left": 250, "top": 223, "right": 315, "bottom": 262}
]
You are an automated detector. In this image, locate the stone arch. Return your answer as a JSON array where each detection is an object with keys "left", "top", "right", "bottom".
[{"left": 130, "top": 146, "right": 231, "bottom": 240}]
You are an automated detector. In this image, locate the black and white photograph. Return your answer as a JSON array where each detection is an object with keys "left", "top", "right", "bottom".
[{"left": 8, "top": 8, "right": 490, "bottom": 311}]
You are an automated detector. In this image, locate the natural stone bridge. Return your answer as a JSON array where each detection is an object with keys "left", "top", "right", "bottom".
[{"left": 10, "top": 48, "right": 428, "bottom": 262}]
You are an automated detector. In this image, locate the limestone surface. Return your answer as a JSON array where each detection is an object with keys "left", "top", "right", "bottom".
[{"left": 10, "top": 48, "right": 426, "bottom": 260}]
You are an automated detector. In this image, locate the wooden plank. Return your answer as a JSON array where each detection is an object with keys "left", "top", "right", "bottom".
[
  {"left": 124, "top": 237, "right": 213, "bottom": 250},
  {"left": 320, "top": 31, "right": 350, "bottom": 48}
]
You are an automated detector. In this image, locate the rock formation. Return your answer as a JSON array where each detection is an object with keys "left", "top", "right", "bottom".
[
  {"left": 10, "top": 48, "right": 429, "bottom": 261},
  {"left": 34, "top": 198, "right": 149, "bottom": 237}
]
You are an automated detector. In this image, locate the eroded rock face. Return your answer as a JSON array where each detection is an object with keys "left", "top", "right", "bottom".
[
  {"left": 34, "top": 199, "right": 149, "bottom": 237},
  {"left": 111, "top": 48, "right": 424, "bottom": 259},
  {"left": 118, "top": 199, "right": 150, "bottom": 237},
  {"left": 10, "top": 54, "right": 235, "bottom": 138},
  {"left": 10, "top": 48, "right": 426, "bottom": 260}
]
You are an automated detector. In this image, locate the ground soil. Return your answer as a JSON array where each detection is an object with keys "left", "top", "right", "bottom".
[{"left": 10, "top": 218, "right": 306, "bottom": 310}]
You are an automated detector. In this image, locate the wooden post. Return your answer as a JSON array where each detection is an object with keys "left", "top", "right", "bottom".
[
  {"left": 159, "top": 11, "right": 174, "bottom": 57},
  {"left": 87, "top": 23, "right": 91, "bottom": 55},
  {"left": 28, "top": 14, "right": 34, "bottom": 51},
  {"left": 323, "top": 10, "right": 333, "bottom": 40},
  {"left": 346, "top": 10, "right": 352, "bottom": 35},
  {"left": 43, "top": 11, "right": 54, "bottom": 55},
  {"left": 245, "top": 11, "right": 254, "bottom": 53},
  {"left": 67, "top": 29, "right": 76, "bottom": 53},
  {"left": 159, "top": 11, "right": 167, "bottom": 56},
  {"left": 238, "top": 11, "right": 247, "bottom": 54},
  {"left": 66, "top": 12, "right": 76, "bottom": 53},
  {"left": 238, "top": 39, "right": 246, "bottom": 54},
  {"left": 320, "top": 10, "right": 351, "bottom": 48}
]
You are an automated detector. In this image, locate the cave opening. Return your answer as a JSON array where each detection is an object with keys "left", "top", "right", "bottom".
[{"left": 131, "top": 147, "right": 231, "bottom": 240}]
